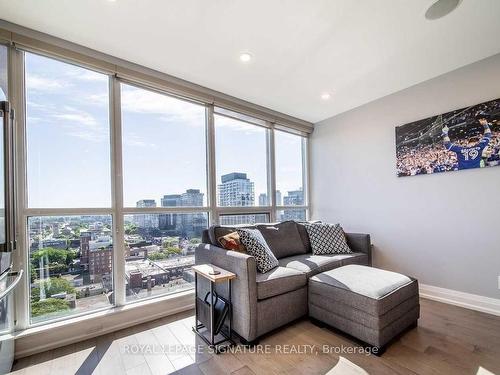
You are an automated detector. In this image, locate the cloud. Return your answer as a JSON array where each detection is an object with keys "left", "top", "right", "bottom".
[
  {"left": 214, "top": 114, "right": 265, "bottom": 134},
  {"left": 69, "top": 70, "right": 109, "bottom": 83},
  {"left": 50, "top": 106, "right": 108, "bottom": 142},
  {"left": 120, "top": 85, "right": 205, "bottom": 127},
  {"left": 122, "top": 131, "right": 158, "bottom": 149},
  {"left": 26, "top": 74, "right": 69, "bottom": 91}
]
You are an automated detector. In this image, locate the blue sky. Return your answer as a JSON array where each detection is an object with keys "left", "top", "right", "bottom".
[{"left": 25, "top": 52, "right": 303, "bottom": 208}]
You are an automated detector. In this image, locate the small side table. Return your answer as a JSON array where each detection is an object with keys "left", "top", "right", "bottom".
[{"left": 192, "top": 264, "right": 236, "bottom": 353}]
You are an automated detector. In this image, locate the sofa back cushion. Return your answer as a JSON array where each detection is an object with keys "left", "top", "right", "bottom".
[{"left": 256, "top": 221, "right": 308, "bottom": 259}]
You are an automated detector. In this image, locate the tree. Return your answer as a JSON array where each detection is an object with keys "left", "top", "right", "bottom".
[
  {"left": 162, "top": 237, "right": 178, "bottom": 248},
  {"left": 31, "top": 247, "right": 75, "bottom": 267},
  {"left": 31, "top": 277, "right": 76, "bottom": 302},
  {"left": 189, "top": 237, "right": 201, "bottom": 244},
  {"left": 165, "top": 246, "right": 182, "bottom": 255},
  {"left": 31, "top": 298, "right": 70, "bottom": 317},
  {"left": 125, "top": 223, "right": 138, "bottom": 235},
  {"left": 147, "top": 252, "right": 170, "bottom": 261}
]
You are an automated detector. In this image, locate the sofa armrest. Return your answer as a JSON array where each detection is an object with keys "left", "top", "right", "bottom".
[
  {"left": 194, "top": 243, "right": 258, "bottom": 341},
  {"left": 345, "top": 233, "right": 372, "bottom": 265}
]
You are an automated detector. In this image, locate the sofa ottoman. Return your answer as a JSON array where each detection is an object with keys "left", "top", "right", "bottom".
[{"left": 308, "top": 265, "right": 419, "bottom": 351}]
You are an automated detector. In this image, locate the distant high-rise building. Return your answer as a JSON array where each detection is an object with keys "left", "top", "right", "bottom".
[
  {"left": 159, "top": 194, "right": 182, "bottom": 231},
  {"left": 134, "top": 199, "right": 158, "bottom": 228},
  {"left": 276, "top": 190, "right": 282, "bottom": 206},
  {"left": 159, "top": 190, "right": 207, "bottom": 237},
  {"left": 180, "top": 189, "right": 205, "bottom": 238},
  {"left": 258, "top": 193, "right": 268, "bottom": 206},
  {"left": 218, "top": 173, "right": 258, "bottom": 225},
  {"left": 218, "top": 172, "right": 254, "bottom": 207},
  {"left": 80, "top": 231, "right": 91, "bottom": 269},
  {"left": 283, "top": 189, "right": 304, "bottom": 206},
  {"left": 181, "top": 189, "right": 204, "bottom": 207},
  {"left": 282, "top": 189, "right": 306, "bottom": 221}
]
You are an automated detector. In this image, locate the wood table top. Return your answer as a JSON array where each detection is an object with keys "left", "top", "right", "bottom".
[{"left": 192, "top": 264, "right": 236, "bottom": 283}]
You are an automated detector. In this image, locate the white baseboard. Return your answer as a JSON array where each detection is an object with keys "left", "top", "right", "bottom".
[{"left": 420, "top": 283, "right": 500, "bottom": 317}]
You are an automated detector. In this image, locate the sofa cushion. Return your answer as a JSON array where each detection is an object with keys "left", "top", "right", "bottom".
[
  {"left": 256, "top": 221, "right": 307, "bottom": 259},
  {"left": 256, "top": 266, "right": 307, "bottom": 300},
  {"left": 237, "top": 229, "right": 279, "bottom": 273},
  {"left": 311, "top": 265, "right": 413, "bottom": 300},
  {"left": 305, "top": 223, "right": 351, "bottom": 255},
  {"left": 279, "top": 253, "right": 347, "bottom": 277}
]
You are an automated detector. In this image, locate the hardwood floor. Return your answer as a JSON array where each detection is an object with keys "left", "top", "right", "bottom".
[{"left": 10, "top": 298, "right": 500, "bottom": 375}]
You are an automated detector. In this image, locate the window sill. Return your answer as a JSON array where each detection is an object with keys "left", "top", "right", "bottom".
[{"left": 13, "top": 289, "right": 195, "bottom": 359}]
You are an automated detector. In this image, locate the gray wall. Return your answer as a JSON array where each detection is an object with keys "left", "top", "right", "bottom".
[{"left": 311, "top": 53, "right": 500, "bottom": 299}]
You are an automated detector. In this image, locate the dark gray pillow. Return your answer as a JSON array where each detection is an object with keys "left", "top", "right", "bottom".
[
  {"left": 304, "top": 223, "right": 352, "bottom": 255},
  {"left": 237, "top": 228, "right": 279, "bottom": 273},
  {"left": 256, "top": 221, "right": 307, "bottom": 259}
]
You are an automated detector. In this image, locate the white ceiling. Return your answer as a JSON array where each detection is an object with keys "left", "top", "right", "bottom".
[{"left": 1, "top": 0, "right": 500, "bottom": 123}]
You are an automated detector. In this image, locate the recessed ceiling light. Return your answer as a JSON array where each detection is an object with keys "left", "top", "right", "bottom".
[
  {"left": 239, "top": 53, "right": 252, "bottom": 63},
  {"left": 321, "top": 93, "right": 331, "bottom": 100},
  {"left": 425, "top": 0, "right": 461, "bottom": 20}
]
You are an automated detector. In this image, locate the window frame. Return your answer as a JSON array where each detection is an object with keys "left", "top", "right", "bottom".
[{"left": 10, "top": 46, "right": 310, "bottom": 329}]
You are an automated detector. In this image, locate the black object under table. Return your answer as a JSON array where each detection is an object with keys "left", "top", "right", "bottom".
[{"left": 192, "top": 264, "right": 236, "bottom": 353}]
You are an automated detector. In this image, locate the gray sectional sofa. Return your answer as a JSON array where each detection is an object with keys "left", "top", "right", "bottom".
[{"left": 195, "top": 221, "right": 371, "bottom": 343}]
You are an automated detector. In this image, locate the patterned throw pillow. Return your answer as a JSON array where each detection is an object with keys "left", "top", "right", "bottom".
[
  {"left": 218, "top": 231, "right": 246, "bottom": 253},
  {"left": 305, "top": 223, "right": 352, "bottom": 255},
  {"left": 236, "top": 229, "right": 279, "bottom": 273}
]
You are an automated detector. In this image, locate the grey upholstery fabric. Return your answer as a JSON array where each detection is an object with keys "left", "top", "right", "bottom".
[
  {"left": 309, "top": 303, "right": 419, "bottom": 347},
  {"left": 257, "top": 286, "right": 308, "bottom": 337},
  {"left": 278, "top": 252, "right": 368, "bottom": 278},
  {"left": 308, "top": 265, "right": 419, "bottom": 348},
  {"left": 312, "top": 265, "right": 412, "bottom": 299},
  {"left": 309, "top": 273, "right": 418, "bottom": 316},
  {"left": 309, "top": 292, "right": 419, "bottom": 330},
  {"left": 195, "top": 244, "right": 258, "bottom": 341},
  {"left": 345, "top": 233, "right": 372, "bottom": 265},
  {"left": 256, "top": 221, "right": 307, "bottom": 259},
  {"left": 341, "top": 252, "right": 369, "bottom": 266},
  {"left": 295, "top": 223, "right": 312, "bottom": 253},
  {"left": 256, "top": 266, "right": 307, "bottom": 300}
]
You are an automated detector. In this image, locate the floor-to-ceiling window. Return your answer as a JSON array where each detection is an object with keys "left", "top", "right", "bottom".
[
  {"left": 120, "top": 83, "right": 208, "bottom": 303},
  {"left": 16, "top": 48, "right": 309, "bottom": 326},
  {"left": 25, "top": 52, "right": 113, "bottom": 323}
]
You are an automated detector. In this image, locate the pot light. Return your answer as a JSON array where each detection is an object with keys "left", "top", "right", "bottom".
[
  {"left": 239, "top": 53, "right": 252, "bottom": 63},
  {"left": 425, "top": 0, "right": 461, "bottom": 20},
  {"left": 321, "top": 93, "right": 331, "bottom": 101}
]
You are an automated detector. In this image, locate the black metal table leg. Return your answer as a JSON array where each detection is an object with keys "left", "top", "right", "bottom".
[
  {"left": 209, "top": 280, "right": 214, "bottom": 347},
  {"left": 228, "top": 278, "right": 232, "bottom": 340},
  {"left": 194, "top": 272, "right": 198, "bottom": 327}
]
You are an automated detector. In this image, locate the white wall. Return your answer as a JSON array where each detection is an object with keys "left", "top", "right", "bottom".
[{"left": 311, "top": 53, "right": 500, "bottom": 299}]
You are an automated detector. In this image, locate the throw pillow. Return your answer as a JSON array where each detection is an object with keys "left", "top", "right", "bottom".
[
  {"left": 218, "top": 231, "right": 246, "bottom": 253},
  {"left": 236, "top": 228, "right": 279, "bottom": 273},
  {"left": 305, "top": 223, "right": 352, "bottom": 255}
]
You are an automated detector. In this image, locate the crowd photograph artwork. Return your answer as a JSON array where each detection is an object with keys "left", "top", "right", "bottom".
[{"left": 396, "top": 98, "right": 500, "bottom": 177}]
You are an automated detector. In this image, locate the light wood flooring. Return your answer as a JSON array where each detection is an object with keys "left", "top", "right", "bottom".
[{"left": 10, "top": 298, "right": 500, "bottom": 375}]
